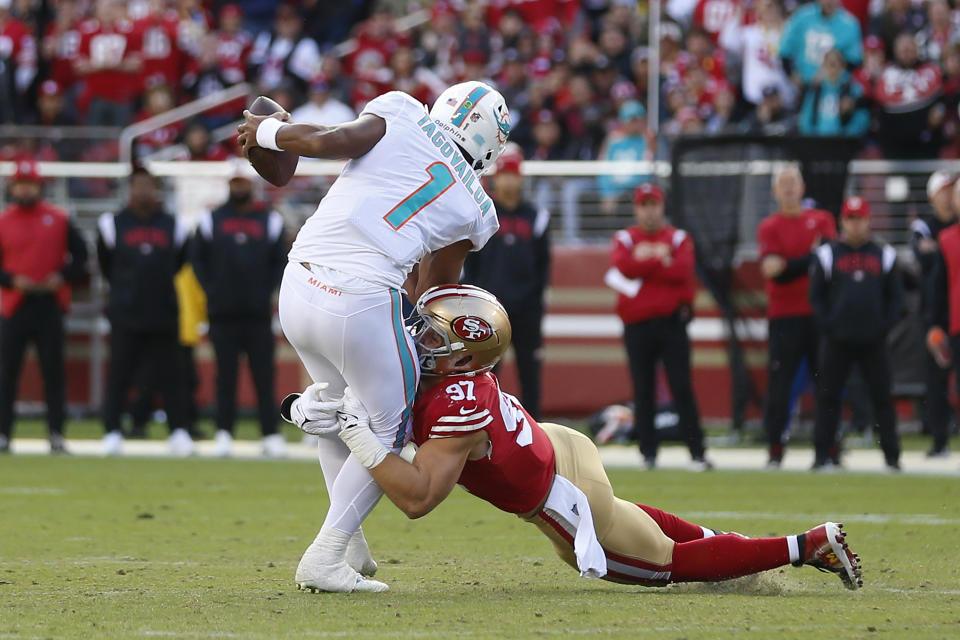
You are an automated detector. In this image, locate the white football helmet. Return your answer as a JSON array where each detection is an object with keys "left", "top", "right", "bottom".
[{"left": 429, "top": 81, "right": 511, "bottom": 175}]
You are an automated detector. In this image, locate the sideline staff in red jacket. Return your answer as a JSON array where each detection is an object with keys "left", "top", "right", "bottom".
[
  {"left": 0, "top": 160, "right": 88, "bottom": 454},
  {"left": 757, "top": 166, "right": 836, "bottom": 467},
  {"left": 607, "top": 183, "right": 709, "bottom": 470}
]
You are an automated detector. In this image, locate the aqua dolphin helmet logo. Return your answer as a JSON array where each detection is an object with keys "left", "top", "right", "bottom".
[{"left": 494, "top": 104, "right": 511, "bottom": 143}]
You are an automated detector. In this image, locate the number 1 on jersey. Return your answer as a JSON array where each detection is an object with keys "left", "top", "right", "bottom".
[{"left": 383, "top": 162, "right": 455, "bottom": 230}]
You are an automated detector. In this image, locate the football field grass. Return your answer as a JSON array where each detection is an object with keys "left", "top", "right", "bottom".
[{"left": 1, "top": 455, "right": 958, "bottom": 639}]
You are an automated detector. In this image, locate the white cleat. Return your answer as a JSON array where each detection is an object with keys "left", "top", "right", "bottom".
[
  {"left": 167, "top": 428, "right": 195, "bottom": 457},
  {"left": 295, "top": 560, "right": 388, "bottom": 593},
  {"left": 213, "top": 429, "right": 233, "bottom": 457},
  {"left": 262, "top": 433, "right": 287, "bottom": 458},
  {"left": 346, "top": 529, "right": 378, "bottom": 577},
  {"left": 102, "top": 430, "right": 124, "bottom": 456}
]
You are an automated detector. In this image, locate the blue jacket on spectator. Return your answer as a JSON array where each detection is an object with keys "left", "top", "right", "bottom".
[
  {"left": 598, "top": 135, "right": 650, "bottom": 199},
  {"left": 798, "top": 72, "right": 869, "bottom": 136},
  {"left": 781, "top": 4, "right": 863, "bottom": 82}
]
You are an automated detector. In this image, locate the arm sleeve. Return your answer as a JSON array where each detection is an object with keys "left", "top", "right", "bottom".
[
  {"left": 910, "top": 219, "right": 936, "bottom": 274},
  {"left": 61, "top": 221, "right": 89, "bottom": 283},
  {"left": 927, "top": 250, "right": 949, "bottom": 328},
  {"left": 651, "top": 232, "right": 695, "bottom": 284},
  {"left": 534, "top": 207, "right": 551, "bottom": 294},
  {"left": 809, "top": 250, "right": 828, "bottom": 326},
  {"left": 96, "top": 213, "right": 115, "bottom": 282},
  {"left": 0, "top": 242, "right": 11, "bottom": 288},
  {"left": 610, "top": 229, "right": 666, "bottom": 279},
  {"left": 189, "top": 211, "right": 212, "bottom": 291},
  {"left": 883, "top": 257, "right": 904, "bottom": 331},
  {"left": 772, "top": 254, "right": 813, "bottom": 283}
]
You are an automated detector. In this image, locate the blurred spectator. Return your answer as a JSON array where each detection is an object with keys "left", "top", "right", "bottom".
[
  {"left": 249, "top": 3, "right": 320, "bottom": 94},
  {"left": 132, "top": 84, "right": 183, "bottom": 160},
  {"left": 798, "top": 49, "right": 869, "bottom": 136},
  {"left": 607, "top": 183, "right": 710, "bottom": 471},
  {"left": 526, "top": 108, "right": 567, "bottom": 160},
  {"left": 388, "top": 45, "right": 442, "bottom": 106},
  {"left": 291, "top": 76, "right": 355, "bottom": 126},
  {"left": 757, "top": 166, "right": 836, "bottom": 467},
  {"left": 869, "top": 0, "right": 927, "bottom": 55},
  {"left": 31, "top": 79, "right": 75, "bottom": 127},
  {"left": 182, "top": 4, "right": 251, "bottom": 127},
  {"left": 872, "top": 31, "right": 945, "bottom": 158},
  {"left": 741, "top": 85, "right": 796, "bottom": 134},
  {"left": 463, "top": 146, "right": 550, "bottom": 419},
  {"left": 134, "top": 0, "right": 193, "bottom": 96},
  {"left": 809, "top": 196, "right": 902, "bottom": 471},
  {"left": 76, "top": 0, "right": 143, "bottom": 127},
  {"left": 853, "top": 35, "right": 886, "bottom": 99},
  {"left": 0, "top": 0, "right": 37, "bottom": 122},
  {"left": 40, "top": 0, "right": 83, "bottom": 105},
  {"left": 915, "top": 0, "right": 958, "bottom": 65},
  {"left": 911, "top": 172, "right": 956, "bottom": 456},
  {"left": 191, "top": 165, "right": 287, "bottom": 458},
  {"left": 97, "top": 168, "right": 189, "bottom": 456},
  {"left": 598, "top": 100, "right": 652, "bottom": 214},
  {"left": 0, "top": 160, "right": 87, "bottom": 454},
  {"left": 175, "top": 120, "right": 230, "bottom": 161},
  {"left": 780, "top": 0, "right": 863, "bottom": 84},
  {"left": 557, "top": 73, "right": 607, "bottom": 159},
  {"left": 720, "top": 0, "right": 795, "bottom": 107},
  {"left": 693, "top": 0, "right": 742, "bottom": 45}
]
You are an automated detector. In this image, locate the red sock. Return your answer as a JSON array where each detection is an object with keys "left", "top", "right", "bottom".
[
  {"left": 637, "top": 504, "right": 708, "bottom": 542},
  {"left": 669, "top": 534, "right": 790, "bottom": 582}
]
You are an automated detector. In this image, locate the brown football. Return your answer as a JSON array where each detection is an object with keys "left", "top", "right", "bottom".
[{"left": 247, "top": 95, "right": 299, "bottom": 187}]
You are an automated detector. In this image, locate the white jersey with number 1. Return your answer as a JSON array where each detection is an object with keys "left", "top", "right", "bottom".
[{"left": 288, "top": 91, "right": 499, "bottom": 291}]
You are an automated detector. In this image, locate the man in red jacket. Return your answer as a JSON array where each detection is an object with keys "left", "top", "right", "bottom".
[
  {"left": 607, "top": 183, "right": 709, "bottom": 470},
  {"left": 757, "top": 167, "right": 837, "bottom": 467},
  {"left": 0, "top": 160, "right": 87, "bottom": 453},
  {"left": 927, "top": 221, "right": 960, "bottom": 454}
]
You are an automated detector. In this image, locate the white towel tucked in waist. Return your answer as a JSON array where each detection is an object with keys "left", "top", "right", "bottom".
[{"left": 541, "top": 474, "right": 607, "bottom": 579}]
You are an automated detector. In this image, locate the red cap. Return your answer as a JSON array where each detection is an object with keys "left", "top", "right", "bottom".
[
  {"left": 12, "top": 159, "right": 41, "bottom": 182},
  {"left": 841, "top": 195, "right": 870, "bottom": 217},
  {"left": 496, "top": 153, "right": 522, "bottom": 175},
  {"left": 864, "top": 35, "right": 884, "bottom": 52},
  {"left": 39, "top": 79, "right": 61, "bottom": 97},
  {"left": 633, "top": 183, "right": 664, "bottom": 204},
  {"left": 220, "top": 3, "right": 242, "bottom": 18}
]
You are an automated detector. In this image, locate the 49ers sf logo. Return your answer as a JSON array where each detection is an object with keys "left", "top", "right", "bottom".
[{"left": 451, "top": 316, "right": 493, "bottom": 342}]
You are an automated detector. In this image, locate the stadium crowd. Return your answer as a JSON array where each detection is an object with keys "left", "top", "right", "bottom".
[{"left": 3, "top": 0, "right": 960, "bottom": 163}]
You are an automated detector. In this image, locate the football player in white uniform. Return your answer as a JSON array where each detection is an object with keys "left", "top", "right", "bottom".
[{"left": 237, "top": 82, "right": 511, "bottom": 593}]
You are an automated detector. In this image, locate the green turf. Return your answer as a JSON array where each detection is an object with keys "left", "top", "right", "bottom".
[
  {"left": 1, "top": 457, "right": 958, "bottom": 639},
  {"left": 7, "top": 417, "right": 944, "bottom": 451}
]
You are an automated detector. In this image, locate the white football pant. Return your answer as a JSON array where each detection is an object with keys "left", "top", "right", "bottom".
[{"left": 279, "top": 261, "right": 418, "bottom": 534}]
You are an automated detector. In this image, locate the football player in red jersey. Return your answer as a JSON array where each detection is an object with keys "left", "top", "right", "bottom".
[{"left": 286, "top": 285, "right": 863, "bottom": 591}]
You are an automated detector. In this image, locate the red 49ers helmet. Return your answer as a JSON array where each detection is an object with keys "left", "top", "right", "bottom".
[{"left": 410, "top": 285, "right": 512, "bottom": 377}]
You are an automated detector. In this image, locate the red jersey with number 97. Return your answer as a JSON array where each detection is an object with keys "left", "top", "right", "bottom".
[{"left": 412, "top": 373, "right": 555, "bottom": 515}]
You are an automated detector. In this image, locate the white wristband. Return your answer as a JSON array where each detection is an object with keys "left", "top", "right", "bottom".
[
  {"left": 339, "top": 423, "right": 390, "bottom": 469},
  {"left": 256, "top": 118, "right": 285, "bottom": 151}
]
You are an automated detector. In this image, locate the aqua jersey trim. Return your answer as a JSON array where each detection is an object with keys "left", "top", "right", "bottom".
[{"left": 390, "top": 289, "right": 417, "bottom": 448}]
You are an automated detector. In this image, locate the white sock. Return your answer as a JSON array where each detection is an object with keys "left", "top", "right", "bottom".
[
  {"left": 323, "top": 453, "right": 383, "bottom": 533},
  {"left": 786, "top": 535, "right": 801, "bottom": 564}
]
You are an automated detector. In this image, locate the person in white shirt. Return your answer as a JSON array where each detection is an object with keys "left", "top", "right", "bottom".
[
  {"left": 237, "top": 81, "right": 512, "bottom": 594},
  {"left": 290, "top": 77, "right": 355, "bottom": 126},
  {"left": 720, "top": 0, "right": 796, "bottom": 107}
]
